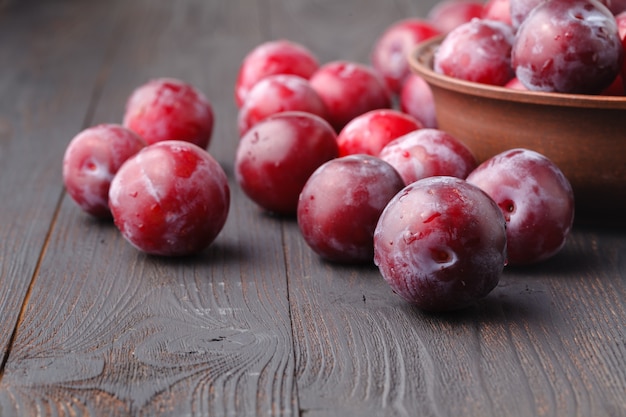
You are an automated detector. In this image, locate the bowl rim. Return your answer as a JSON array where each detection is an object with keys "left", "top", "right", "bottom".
[{"left": 409, "top": 35, "right": 626, "bottom": 110}]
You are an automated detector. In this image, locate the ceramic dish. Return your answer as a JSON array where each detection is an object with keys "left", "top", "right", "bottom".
[{"left": 409, "top": 36, "right": 626, "bottom": 221}]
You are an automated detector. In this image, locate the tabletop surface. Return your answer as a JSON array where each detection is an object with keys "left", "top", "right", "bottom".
[{"left": 1, "top": 1, "right": 626, "bottom": 416}]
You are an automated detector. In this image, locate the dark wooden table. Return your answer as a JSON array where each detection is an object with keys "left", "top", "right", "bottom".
[{"left": 1, "top": 1, "right": 626, "bottom": 416}]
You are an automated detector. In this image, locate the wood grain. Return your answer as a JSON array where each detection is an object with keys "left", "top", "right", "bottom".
[
  {"left": 0, "top": 0, "right": 296, "bottom": 415},
  {"left": 284, "top": 221, "right": 626, "bottom": 417},
  {"left": 0, "top": 0, "right": 625, "bottom": 416},
  {"left": 0, "top": 0, "right": 125, "bottom": 368},
  {"left": 262, "top": 4, "right": 626, "bottom": 415}
]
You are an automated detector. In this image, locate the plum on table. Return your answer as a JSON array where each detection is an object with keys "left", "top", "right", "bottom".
[
  {"left": 109, "top": 141, "right": 230, "bottom": 256},
  {"left": 63, "top": 124, "right": 146, "bottom": 218},
  {"left": 374, "top": 176, "right": 507, "bottom": 312}
]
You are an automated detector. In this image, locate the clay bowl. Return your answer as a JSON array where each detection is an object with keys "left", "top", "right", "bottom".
[{"left": 409, "top": 36, "right": 626, "bottom": 223}]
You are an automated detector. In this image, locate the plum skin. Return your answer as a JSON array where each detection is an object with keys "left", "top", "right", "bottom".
[
  {"left": 399, "top": 74, "right": 438, "bottom": 129},
  {"left": 123, "top": 77, "right": 214, "bottom": 149},
  {"left": 379, "top": 128, "right": 477, "bottom": 186},
  {"left": 434, "top": 17, "right": 516, "bottom": 86},
  {"left": 374, "top": 176, "right": 507, "bottom": 312},
  {"left": 235, "top": 39, "right": 319, "bottom": 108},
  {"left": 237, "top": 74, "right": 328, "bottom": 136},
  {"left": 63, "top": 124, "right": 146, "bottom": 218},
  {"left": 370, "top": 18, "right": 441, "bottom": 94},
  {"left": 336, "top": 109, "right": 422, "bottom": 157},
  {"left": 466, "top": 148, "right": 575, "bottom": 265},
  {"left": 297, "top": 154, "right": 405, "bottom": 264},
  {"left": 309, "top": 60, "right": 392, "bottom": 132},
  {"left": 427, "top": 0, "right": 486, "bottom": 33},
  {"left": 235, "top": 112, "right": 339, "bottom": 216},
  {"left": 109, "top": 141, "right": 230, "bottom": 256},
  {"left": 512, "top": 0, "right": 624, "bottom": 94}
]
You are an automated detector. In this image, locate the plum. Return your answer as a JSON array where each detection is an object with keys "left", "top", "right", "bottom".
[
  {"left": 374, "top": 176, "right": 507, "bottom": 312},
  {"left": 309, "top": 60, "right": 391, "bottom": 132},
  {"left": 297, "top": 154, "right": 404, "bottom": 264},
  {"left": 370, "top": 18, "right": 441, "bottom": 94},
  {"left": 399, "top": 74, "right": 438, "bottom": 129},
  {"left": 512, "top": 0, "right": 624, "bottom": 94},
  {"left": 509, "top": 0, "right": 544, "bottom": 29},
  {"left": 235, "top": 39, "right": 319, "bottom": 108},
  {"left": 427, "top": 0, "right": 485, "bottom": 33},
  {"left": 379, "top": 128, "right": 477, "bottom": 185},
  {"left": 482, "top": 0, "right": 512, "bottom": 25},
  {"left": 63, "top": 124, "right": 146, "bottom": 218},
  {"left": 434, "top": 18, "right": 515, "bottom": 86},
  {"left": 109, "top": 141, "right": 230, "bottom": 256},
  {"left": 336, "top": 109, "right": 422, "bottom": 157},
  {"left": 123, "top": 78, "right": 214, "bottom": 149},
  {"left": 466, "top": 148, "right": 574, "bottom": 265},
  {"left": 235, "top": 112, "right": 338, "bottom": 216},
  {"left": 237, "top": 74, "right": 327, "bottom": 136}
]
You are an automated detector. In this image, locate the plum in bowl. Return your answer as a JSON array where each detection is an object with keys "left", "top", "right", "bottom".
[{"left": 409, "top": 36, "right": 626, "bottom": 222}]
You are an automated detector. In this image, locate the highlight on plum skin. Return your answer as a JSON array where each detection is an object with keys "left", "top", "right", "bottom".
[
  {"left": 237, "top": 74, "right": 328, "bottom": 136},
  {"left": 235, "top": 39, "right": 320, "bottom": 108},
  {"left": 108, "top": 141, "right": 230, "bottom": 257},
  {"left": 235, "top": 111, "right": 339, "bottom": 216},
  {"left": 466, "top": 148, "right": 575, "bottom": 266},
  {"left": 123, "top": 77, "right": 214, "bottom": 149},
  {"left": 309, "top": 60, "right": 392, "bottom": 132},
  {"left": 434, "top": 17, "right": 515, "bottom": 86},
  {"left": 63, "top": 124, "right": 146, "bottom": 218},
  {"left": 379, "top": 128, "right": 477, "bottom": 186},
  {"left": 297, "top": 154, "right": 405, "bottom": 264},
  {"left": 336, "top": 109, "right": 422, "bottom": 157},
  {"left": 373, "top": 176, "right": 507, "bottom": 312}
]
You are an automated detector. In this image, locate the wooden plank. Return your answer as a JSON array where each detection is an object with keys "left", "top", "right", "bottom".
[
  {"left": 263, "top": 1, "right": 626, "bottom": 415},
  {"left": 0, "top": 0, "right": 298, "bottom": 415},
  {"left": 0, "top": 0, "right": 124, "bottom": 367},
  {"left": 284, "top": 217, "right": 626, "bottom": 416}
]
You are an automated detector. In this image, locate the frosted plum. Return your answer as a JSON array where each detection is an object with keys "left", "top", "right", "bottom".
[
  {"left": 434, "top": 18, "right": 515, "bottom": 86},
  {"left": 512, "top": 0, "right": 624, "bottom": 94},
  {"left": 235, "top": 112, "right": 338, "bottom": 215},
  {"left": 297, "top": 155, "right": 405, "bottom": 264},
  {"left": 235, "top": 39, "right": 319, "bottom": 108},
  {"left": 237, "top": 74, "right": 327, "bottom": 136},
  {"left": 509, "top": 0, "right": 544, "bottom": 29},
  {"left": 109, "top": 141, "right": 230, "bottom": 256},
  {"left": 63, "top": 124, "right": 146, "bottom": 218},
  {"left": 336, "top": 109, "right": 422, "bottom": 157},
  {"left": 309, "top": 60, "right": 392, "bottom": 132},
  {"left": 379, "top": 129, "right": 477, "bottom": 185},
  {"left": 466, "top": 148, "right": 574, "bottom": 265},
  {"left": 427, "top": 0, "right": 485, "bottom": 33},
  {"left": 370, "top": 18, "right": 440, "bottom": 94},
  {"left": 374, "top": 176, "right": 507, "bottom": 312},
  {"left": 399, "top": 74, "right": 438, "bottom": 129},
  {"left": 123, "top": 78, "right": 214, "bottom": 149}
]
